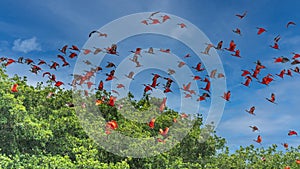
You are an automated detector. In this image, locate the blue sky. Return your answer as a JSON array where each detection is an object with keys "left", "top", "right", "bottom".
[{"left": 1, "top": 0, "right": 300, "bottom": 153}]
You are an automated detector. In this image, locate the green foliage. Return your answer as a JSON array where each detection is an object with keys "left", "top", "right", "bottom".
[{"left": 0, "top": 66, "right": 299, "bottom": 168}]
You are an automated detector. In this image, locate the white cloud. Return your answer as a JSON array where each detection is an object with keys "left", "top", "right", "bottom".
[{"left": 12, "top": 37, "right": 41, "bottom": 53}]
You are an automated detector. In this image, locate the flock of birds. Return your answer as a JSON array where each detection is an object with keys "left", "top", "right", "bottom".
[{"left": 1, "top": 10, "right": 300, "bottom": 165}]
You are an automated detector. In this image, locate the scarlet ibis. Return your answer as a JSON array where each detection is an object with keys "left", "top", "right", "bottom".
[
  {"left": 241, "top": 76, "right": 252, "bottom": 87},
  {"left": 221, "top": 91, "right": 231, "bottom": 101},
  {"left": 54, "top": 81, "right": 64, "bottom": 87},
  {"left": 286, "top": 21, "right": 296, "bottom": 28},
  {"left": 197, "top": 93, "right": 210, "bottom": 102},
  {"left": 266, "top": 93, "right": 277, "bottom": 104},
  {"left": 159, "top": 97, "right": 167, "bottom": 112},
  {"left": 161, "top": 15, "right": 171, "bottom": 22},
  {"left": 254, "top": 135, "right": 262, "bottom": 144},
  {"left": 215, "top": 41, "right": 223, "bottom": 50},
  {"left": 256, "top": 27, "right": 267, "bottom": 35},
  {"left": 58, "top": 45, "right": 68, "bottom": 54},
  {"left": 232, "top": 28, "right": 241, "bottom": 35},
  {"left": 178, "top": 23, "right": 186, "bottom": 28},
  {"left": 159, "top": 127, "right": 169, "bottom": 137},
  {"left": 225, "top": 40, "right": 236, "bottom": 52},
  {"left": 249, "top": 126, "right": 259, "bottom": 132},
  {"left": 11, "top": 84, "right": 18, "bottom": 92},
  {"left": 288, "top": 130, "right": 298, "bottom": 136},
  {"left": 246, "top": 106, "right": 256, "bottom": 115},
  {"left": 149, "top": 118, "right": 155, "bottom": 129},
  {"left": 236, "top": 11, "right": 247, "bottom": 19},
  {"left": 201, "top": 43, "right": 214, "bottom": 55}
]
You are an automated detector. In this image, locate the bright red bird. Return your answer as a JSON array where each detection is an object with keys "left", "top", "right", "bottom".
[
  {"left": 286, "top": 69, "right": 292, "bottom": 77},
  {"left": 253, "top": 135, "right": 262, "bottom": 144},
  {"left": 30, "top": 65, "right": 42, "bottom": 74},
  {"left": 270, "top": 43, "right": 279, "bottom": 50},
  {"left": 259, "top": 74, "right": 274, "bottom": 86},
  {"left": 53, "top": 76, "right": 62, "bottom": 83},
  {"left": 246, "top": 106, "right": 256, "bottom": 115},
  {"left": 231, "top": 49, "right": 241, "bottom": 57},
  {"left": 291, "top": 67, "right": 300, "bottom": 74},
  {"left": 282, "top": 143, "right": 289, "bottom": 149},
  {"left": 69, "top": 45, "right": 80, "bottom": 51},
  {"left": 149, "top": 118, "right": 156, "bottom": 129},
  {"left": 178, "top": 23, "right": 186, "bottom": 28},
  {"left": 235, "top": 11, "right": 247, "bottom": 19},
  {"left": 11, "top": 84, "right": 18, "bottom": 92},
  {"left": 266, "top": 93, "right": 277, "bottom": 104},
  {"left": 292, "top": 52, "right": 300, "bottom": 59},
  {"left": 150, "top": 77, "right": 159, "bottom": 88},
  {"left": 201, "top": 78, "right": 211, "bottom": 93},
  {"left": 241, "top": 70, "right": 251, "bottom": 76},
  {"left": 97, "top": 80, "right": 104, "bottom": 91},
  {"left": 249, "top": 126, "right": 259, "bottom": 132},
  {"left": 58, "top": 45, "right": 68, "bottom": 54},
  {"left": 57, "top": 55, "right": 70, "bottom": 67},
  {"left": 163, "top": 87, "right": 172, "bottom": 93},
  {"left": 215, "top": 41, "right": 223, "bottom": 50},
  {"left": 108, "top": 96, "right": 116, "bottom": 107},
  {"left": 105, "top": 70, "right": 116, "bottom": 81},
  {"left": 225, "top": 40, "right": 236, "bottom": 52},
  {"left": 286, "top": 21, "right": 296, "bottom": 28},
  {"left": 42, "top": 72, "right": 51, "bottom": 78},
  {"left": 256, "top": 27, "right": 267, "bottom": 35},
  {"left": 276, "top": 69, "right": 286, "bottom": 78},
  {"left": 221, "top": 91, "right": 231, "bottom": 101},
  {"left": 69, "top": 52, "right": 78, "bottom": 59},
  {"left": 37, "top": 59, "right": 47, "bottom": 65},
  {"left": 161, "top": 15, "right": 171, "bottom": 22},
  {"left": 192, "top": 75, "right": 202, "bottom": 81},
  {"left": 25, "top": 58, "right": 34, "bottom": 65},
  {"left": 49, "top": 62, "right": 59, "bottom": 70},
  {"left": 5, "top": 59, "right": 16, "bottom": 67},
  {"left": 242, "top": 76, "right": 252, "bottom": 87},
  {"left": 105, "top": 120, "right": 118, "bottom": 134},
  {"left": 159, "top": 97, "right": 167, "bottom": 112},
  {"left": 143, "top": 84, "right": 152, "bottom": 94},
  {"left": 255, "top": 60, "right": 266, "bottom": 70},
  {"left": 274, "top": 56, "right": 289, "bottom": 63},
  {"left": 192, "top": 62, "right": 205, "bottom": 72},
  {"left": 159, "top": 127, "right": 169, "bottom": 137},
  {"left": 149, "top": 18, "right": 160, "bottom": 24},
  {"left": 232, "top": 28, "right": 241, "bottom": 35},
  {"left": 288, "top": 130, "right": 298, "bottom": 136},
  {"left": 54, "top": 81, "right": 64, "bottom": 87},
  {"left": 197, "top": 93, "right": 210, "bottom": 102}
]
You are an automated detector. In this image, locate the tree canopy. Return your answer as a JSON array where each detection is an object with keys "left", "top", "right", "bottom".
[{"left": 0, "top": 66, "right": 299, "bottom": 169}]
